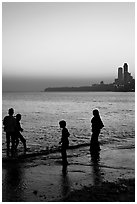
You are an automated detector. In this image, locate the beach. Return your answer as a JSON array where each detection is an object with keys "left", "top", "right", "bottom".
[
  {"left": 2, "top": 92, "right": 135, "bottom": 201},
  {"left": 2, "top": 144, "right": 135, "bottom": 202},
  {"left": 2, "top": 1, "right": 135, "bottom": 201}
]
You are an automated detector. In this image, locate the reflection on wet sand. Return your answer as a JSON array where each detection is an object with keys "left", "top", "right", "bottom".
[
  {"left": 60, "top": 164, "right": 71, "bottom": 199},
  {"left": 90, "top": 149, "right": 103, "bottom": 186},
  {"left": 2, "top": 160, "right": 25, "bottom": 202}
]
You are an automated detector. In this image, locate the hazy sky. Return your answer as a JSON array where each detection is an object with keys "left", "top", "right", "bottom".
[{"left": 2, "top": 2, "right": 135, "bottom": 91}]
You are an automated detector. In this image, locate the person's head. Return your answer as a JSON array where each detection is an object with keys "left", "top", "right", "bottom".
[
  {"left": 59, "top": 120, "right": 66, "bottom": 128},
  {"left": 16, "top": 114, "right": 21, "bottom": 121},
  {"left": 93, "top": 109, "right": 99, "bottom": 117},
  {"left": 8, "top": 108, "right": 14, "bottom": 116}
]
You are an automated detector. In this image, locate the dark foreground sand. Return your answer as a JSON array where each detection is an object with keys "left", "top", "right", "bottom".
[
  {"left": 61, "top": 178, "right": 135, "bottom": 202},
  {"left": 2, "top": 145, "right": 135, "bottom": 202}
]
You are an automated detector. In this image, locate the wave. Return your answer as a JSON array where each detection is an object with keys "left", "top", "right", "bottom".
[
  {"left": 116, "top": 144, "right": 135, "bottom": 150},
  {"left": 2, "top": 140, "right": 135, "bottom": 163},
  {"left": 2, "top": 143, "right": 90, "bottom": 162}
]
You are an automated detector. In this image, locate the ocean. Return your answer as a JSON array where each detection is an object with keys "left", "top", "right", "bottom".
[{"left": 2, "top": 92, "right": 135, "bottom": 157}]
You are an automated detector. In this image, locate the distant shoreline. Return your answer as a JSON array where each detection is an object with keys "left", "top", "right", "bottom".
[
  {"left": 44, "top": 85, "right": 135, "bottom": 92},
  {"left": 2, "top": 86, "right": 135, "bottom": 93}
]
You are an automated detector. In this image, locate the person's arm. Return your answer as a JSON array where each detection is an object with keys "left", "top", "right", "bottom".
[
  {"left": 59, "top": 130, "right": 63, "bottom": 144},
  {"left": 3, "top": 117, "right": 7, "bottom": 131},
  {"left": 18, "top": 122, "right": 23, "bottom": 132},
  {"left": 3, "top": 116, "right": 7, "bottom": 126},
  {"left": 100, "top": 119, "right": 104, "bottom": 129},
  {"left": 64, "top": 128, "right": 70, "bottom": 137},
  {"left": 3, "top": 118, "right": 5, "bottom": 126},
  {"left": 67, "top": 130, "right": 70, "bottom": 137}
]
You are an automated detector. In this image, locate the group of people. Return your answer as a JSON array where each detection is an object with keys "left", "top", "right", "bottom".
[
  {"left": 3, "top": 108, "right": 104, "bottom": 165},
  {"left": 3, "top": 108, "right": 27, "bottom": 155}
]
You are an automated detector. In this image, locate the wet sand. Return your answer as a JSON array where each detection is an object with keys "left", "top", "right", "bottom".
[
  {"left": 61, "top": 178, "right": 135, "bottom": 202},
  {"left": 2, "top": 145, "right": 135, "bottom": 202}
]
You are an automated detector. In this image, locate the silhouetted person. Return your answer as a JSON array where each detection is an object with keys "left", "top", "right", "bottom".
[
  {"left": 59, "top": 120, "right": 70, "bottom": 166},
  {"left": 90, "top": 109, "right": 104, "bottom": 152},
  {"left": 3, "top": 108, "right": 16, "bottom": 154},
  {"left": 15, "top": 114, "right": 27, "bottom": 152}
]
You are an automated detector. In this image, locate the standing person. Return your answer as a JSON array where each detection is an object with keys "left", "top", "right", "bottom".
[
  {"left": 15, "top": 114, "right": 27, "bottom": 151},
  {"left": 90, "top": 109, "right": 104, "bottom": 152},
  {"left": 3, "top": 108, "right": 16, "bottom": 154},
  {"left": 59, "top": 120, "right": 70, "bottom": 166}
]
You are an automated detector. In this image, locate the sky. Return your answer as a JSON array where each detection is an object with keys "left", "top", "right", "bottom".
[{"left": 2, "top": 2, "right": 135, "bottom": 91}]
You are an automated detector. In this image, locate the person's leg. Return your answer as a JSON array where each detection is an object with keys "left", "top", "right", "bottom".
[
  {"left": 95, "top": 131, "right": 101, "bottom": 151},
  {"left": 90, "top": 131, "right": 100, "bottom": 152},
  {"left": 6, "top": 132, "right": 10, "bottom": 152},
  {"left": 18, "top": 132, "right": 27, "bottom": 150},
  {"left": 61, "top": 146, "right": 67, "bottom": 165},
  {"left": 15, "top": 134, "right": 19, "bottom": 150},
  {"left": 11, "top": 132, "right": 16, "bottom": 152},
  {"left": 90, "top": 132, "right": 95, "bottom": 150}
]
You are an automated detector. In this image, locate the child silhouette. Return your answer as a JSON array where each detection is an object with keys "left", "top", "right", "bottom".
[
  {"left": 59, "top": 120, "right": 70, "bottom": 166},
  {"left": 15, "top": 113, "right": 27, "bottom": 151}
]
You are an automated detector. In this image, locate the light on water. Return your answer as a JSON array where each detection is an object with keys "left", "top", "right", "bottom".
[{"left": 2, "top": 92, "right": 135, "bottom": 156}]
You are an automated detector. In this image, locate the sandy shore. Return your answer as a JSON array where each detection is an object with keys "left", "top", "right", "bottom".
[
  {"left": 60, "top": 178, "right": 135, "bottom": 202},
  {"left": 2, "top": 145, "right": 135, "bottom": 202}
]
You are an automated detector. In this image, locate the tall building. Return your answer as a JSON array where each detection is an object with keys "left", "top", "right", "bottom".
[
  {"left": 124, "top": 63, "right": 128, "bottom": 85},
  {"left": 118, "top": 67, "right": 123, "bottom": 84},
  {"left": 124, "top": 63, "right": 128, "bottom": 73}
]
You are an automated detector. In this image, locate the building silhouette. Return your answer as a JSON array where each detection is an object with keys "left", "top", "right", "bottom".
[
  {"left": 114, "top": 63, "right": 135, "bottom": 91},
  {"left": 117, "top": 67, "right": 123, "bottom": 85},
  {"left": 45, "top": 62, "right": 135, "bottom": 92}
]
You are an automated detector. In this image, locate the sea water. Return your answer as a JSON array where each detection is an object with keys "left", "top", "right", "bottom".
[{"left": 2, "top": 92, "right": 135, "bottom": 157}]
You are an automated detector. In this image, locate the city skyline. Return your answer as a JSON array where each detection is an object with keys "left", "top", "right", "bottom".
[
  {"left": 45, "top": 62, "right": 135, "bottom": 92},
  {"left": 2, "top": 2, "right": 135, "bottom": 91}
]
